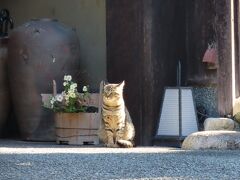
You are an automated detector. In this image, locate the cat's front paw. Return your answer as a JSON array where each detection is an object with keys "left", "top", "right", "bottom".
[
  {"left": 106, "top": 143, "right": 119, "bottom": 148},
  {"left": 106, "top": 143, "right": 114, "bottom": 148}
]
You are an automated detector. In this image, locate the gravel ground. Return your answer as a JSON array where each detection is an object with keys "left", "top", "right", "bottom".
[{"left": 0, "top": 140, "right": 240, "bottom": 180}]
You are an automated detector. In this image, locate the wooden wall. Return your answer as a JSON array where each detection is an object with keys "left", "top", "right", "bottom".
[
  {"left": 106, "top": 0, "right": 186, "bottom": 145},
  {"left": 106, "top": 0, "right": 234, "bottom": 145},
  {"left": 185, "top": 0, "right": 217, "bottom": 86},
  {"left": 215, "top": 0, "right": 234, "bottom": 115},
  {"left": 185, "top": 0, "right": 234, "bottom": 116},
  {"left": 106, "top": 0, "right": 144, "bottom": 145}
]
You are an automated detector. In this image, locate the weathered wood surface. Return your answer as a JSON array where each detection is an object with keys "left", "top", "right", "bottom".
[
  {"left": 0, "top": 37, "right": 10, "bottom": 136},
  {"left": 41, "top": 93, "right": 101, "bottom": 145},
  {"left": 42, "top": 79, "right": 103, "bottom": 145},
  {"left": 236, "top": 0, "right": 240, "bottom": 98},
  {"left": 55, "top": 113, "right": 100, "bottom": 145},
  {"left": 185, "top": 0, "right": 217, "bottom": 86},
  {"left": 107, "top": 0, "right": 237, "bottom": 144},
  {"left": 106, "top": 0, "right": 144, "bottom": 145},
  {"left": 215, "top": 0, "right": 233, "bottom": 116},
  {"left": 106, "top": 0, "right": 185, "bottom": 145}
]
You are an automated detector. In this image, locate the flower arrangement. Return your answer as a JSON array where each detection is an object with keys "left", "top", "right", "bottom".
[{"left": 44, "top": 75, "right": 97, "bottom": 113}]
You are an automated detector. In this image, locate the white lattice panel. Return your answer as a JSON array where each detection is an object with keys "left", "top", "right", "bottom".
[
  {"left": 181, "top": 89, "right": 198, "bottom": 136},
  {"left": 157, "top": 88, "right": 198, "bottom": 138},
  {"left": 157, "top": 89, "right": 179, "bottom": 136}
]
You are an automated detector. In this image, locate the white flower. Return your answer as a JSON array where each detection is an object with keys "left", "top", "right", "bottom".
[
  {"left": 64, "top": 75, "right": 68, "bottom": 81},
  {"left": 64, "top": 75, "right": 72, "bottom": 81},
  {"left": 73, "top": 83, "right": 77, "bottom": 88},
  {"left": 70, "top": 83, "right": 77, "bottom": 90},
  {"left": 50, "top": 97, "right": 55, "bottom": 105},
  {"left": 64, "top": 94, "right": 70, "bottom": 105},
  {"left": 50, "top": 100, "right": 54, "bottom": 105},
  {"left": 65, "top": 95, "right": 69, "bottom": 101},
  {"left": 69, "top": 92, "right": 76, "bottom": 98},
  {"left": 68, "top": 89, "right": 75, "bottom": 94},
  {"left": 63, "top": 82, "right": 67, "bottom": 86},
  {"left": 56, "top": 95, "right": 63, "bottom": 102},
  {"left": 67, "top": 75, "right": 72, "bottom": 81},
  {"left": 82, "top": 86, "right": 88, "bottom": 92}
]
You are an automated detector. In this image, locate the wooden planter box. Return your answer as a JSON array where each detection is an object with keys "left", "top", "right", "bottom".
[
  {"left": 55, "top": 112, "right": 100, "bottom": 145},
  {"left": 41, "top": 92, "right": 102, "bottom": 145}
]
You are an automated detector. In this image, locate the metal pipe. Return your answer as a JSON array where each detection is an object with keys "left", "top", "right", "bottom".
[{"left": 177, "top": 60, "right": 181, "bottom": 87}]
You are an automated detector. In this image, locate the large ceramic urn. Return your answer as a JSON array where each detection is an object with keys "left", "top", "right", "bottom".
[
  {"left": 8, "top": 19, "right": 81, "bottom": 140},
  {"left": 0, "top": 37, "right": 10, "bottom": 136}
]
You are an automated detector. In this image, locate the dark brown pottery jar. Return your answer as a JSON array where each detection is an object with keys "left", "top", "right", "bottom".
[
  {"left": 8, "top": 19, "right": 81, "bottom": 141},
  {"left": 0, "top": 37, "right": 10, "bottom": 136}
]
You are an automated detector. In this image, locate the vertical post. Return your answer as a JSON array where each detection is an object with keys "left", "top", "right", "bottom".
[
  {"left": 231, "top": 0, "right": 236, "bottom": 108},
  {"left": 216, "top": 0, "right": 234, "bottom": 115},
  {"left": 98, "top": 81, "right": 104, "bottom": 128},
  {"left": 179, "top": 88, "right": 182, "bottom": 139},
  {"left": 106, "top": 0, "right": 144, "bottom": 145},
  {"left": 142, "top": 0, "right": 154, "bottom": 146},
  {"left": 53, "top": 80, "right": 57, "bottom": 96},
  {"left": 178, "top": 62, "right": 182, "bottom": 140}
]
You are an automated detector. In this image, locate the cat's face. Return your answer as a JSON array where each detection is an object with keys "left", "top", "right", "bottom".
[{"left": 103, "top": 81, "right": 125, "bottom": 106}]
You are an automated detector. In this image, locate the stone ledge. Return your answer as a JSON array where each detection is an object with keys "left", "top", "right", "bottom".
[
  {"left": 204, "top": 118, "right": 235, "bottom": 131},
  {"left": 182, "top": 131, "right": 240, "bottom": 150}
]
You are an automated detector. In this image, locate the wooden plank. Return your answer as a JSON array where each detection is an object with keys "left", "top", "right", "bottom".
[
  {"left": 215, "top": 0, "right": 233, "bottom": 115},
  {"left": 56, "top": 136, "right": 99, "bottom": 145},
  {"left": 185, "top": 0, "right": 217, "bottom": 86},
  {"left": 55, "top": 113, "right": 100, "bottom": 145},
  {"left": 98, "top": 81, "right": 104, "bottom": 129},
  {"left": 106, "top": 0, "right": 186, "bottom": 145},
  {"left": 106, "top": 0, "right": 144, "bottom": 145},
  {"left": 55, "top": 113, "right": 99, "bottom": 129},
  {"left": 235, "top": 0, "right": 240, "bottom": 98},
  {"left": 141, "top": 0, "right": 154, "bottom": 146}
]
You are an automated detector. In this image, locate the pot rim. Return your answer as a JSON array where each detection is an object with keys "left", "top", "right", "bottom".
[{"left": 30, "top": 18, "right": 58, "bottom": 22}]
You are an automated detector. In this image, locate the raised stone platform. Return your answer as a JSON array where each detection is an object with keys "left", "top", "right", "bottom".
[{"left": 182, "top": 131, "right": 240, "bottom": 150}]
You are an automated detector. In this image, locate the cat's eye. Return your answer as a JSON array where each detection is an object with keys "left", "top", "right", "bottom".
[
  {"left": 105, "top": 128, "right": 113, "bottom": 133},
  {"left": 116, "top": 127, "right": 124, "bottom": 132},
  {"left": 112, "top": 92, "right": 120, "bottom": 97}
]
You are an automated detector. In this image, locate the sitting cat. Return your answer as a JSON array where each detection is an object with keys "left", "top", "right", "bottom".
[{"left": 98, "top": 81, "right": 135, "bottom": 148}]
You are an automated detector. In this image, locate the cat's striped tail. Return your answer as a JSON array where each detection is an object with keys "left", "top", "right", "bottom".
[{"left": 117, "top": 139, "right": 134, "bottom": 148}]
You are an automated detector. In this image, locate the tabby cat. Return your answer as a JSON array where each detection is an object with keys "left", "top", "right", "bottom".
[{"left": 98, "top": 81, "right": 135, "bottom": 148}]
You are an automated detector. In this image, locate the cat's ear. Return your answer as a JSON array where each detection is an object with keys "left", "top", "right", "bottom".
[
  {"left": 117, "top": 81, "right": 125, "bottom": 88},
  {"left": 103, "top": 81, "right": 109, "bottom": 86}
]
